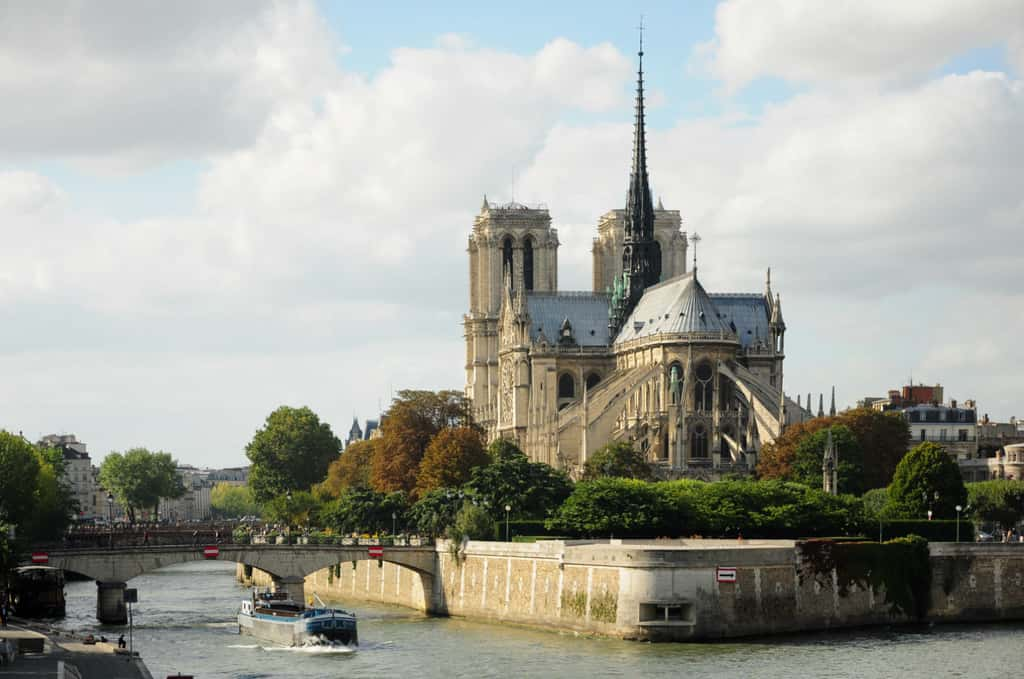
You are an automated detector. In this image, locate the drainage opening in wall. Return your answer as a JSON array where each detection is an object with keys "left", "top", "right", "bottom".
[{"left": 639, "top": 602, "right": 695, "bottom": 626}]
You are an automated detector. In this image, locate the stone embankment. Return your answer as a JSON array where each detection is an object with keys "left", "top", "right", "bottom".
[
  {"left": 0, "top": 620, "right": 153, "bottom": 679},
  {"left": 238, "top": 539, "right": 1024, "bottom": 642}
]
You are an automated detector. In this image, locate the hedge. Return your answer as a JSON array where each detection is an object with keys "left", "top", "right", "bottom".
[
  {"left": 492, "top": 519, "right": 563, "bottom": 541},
  {"left": 878, "top": 519, "right": 974, "bottom": 542}
]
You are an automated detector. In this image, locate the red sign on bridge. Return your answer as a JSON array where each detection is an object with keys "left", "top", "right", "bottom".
[
  {"left": 31, "top": 552, "right": 48, "bottom": 565},
  {"left": 203, "top": 545, "right": 220, "bottom": 559},
  {"left": 368, "top": 546, "right": 384, "bottom": 559}
]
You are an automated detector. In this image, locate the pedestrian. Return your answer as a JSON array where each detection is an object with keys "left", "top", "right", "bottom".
[
  {"left": 192, "top": 529, "right": 199, "bottom": 546},
  {"left": 143, "top": 530, "right": 150, "bottom": 546},
  {"left": 117, "top": 634, "right": 126, "bottom": 649}
]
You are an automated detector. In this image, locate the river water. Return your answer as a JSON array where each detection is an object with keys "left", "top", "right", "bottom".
[{"left": 51, "top": 560, "right": 1019, "bottom": 678}]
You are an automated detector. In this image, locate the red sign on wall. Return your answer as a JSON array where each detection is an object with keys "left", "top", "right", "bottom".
[
  {"left": 368, "top": 546, "right": 384, "bottom": 559},
  {"left": 203, "top": 545, "right": 220, "bottom": 559},
  {"left": 31, "top": 552, "right": 48, "bottom": 565}
]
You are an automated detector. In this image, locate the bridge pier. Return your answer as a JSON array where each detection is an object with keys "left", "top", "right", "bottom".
[
  {"left": 272, "top": 576, "right": 306, "bottom": 606},
  {"left": 96, "top": 581, "right": 128, "bottom": 624}
]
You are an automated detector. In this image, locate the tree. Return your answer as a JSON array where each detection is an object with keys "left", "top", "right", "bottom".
[
  {"left": 415, "top": 427, "right": 489, "bottom": 496},
  {"left": 968, "top": 480, "right": 1024, "bottom": 530},
  {"left": 550, "top": 478, "right": 670, "bottom": 537},
  {"left": 888, "top": 442, "right": 967, "bottom": 519},
  {"left": 0, "top": 431, "right": 41, "bottom": 528},
  {"left": 371, "top": 390, "right": 474, "bottom": 495},
  {"left": 99, "top": 448, "right": 184, "bottom": 523},
  {"left": 210, "top": 483, "right": 260, "bottom": 518},
  {"left": 582, "top": 441, "right": 653, "bottom": 481},
  {"left": 789, "top": 425, "right": 864, "bottom": 495},
  {"left": 320, "top": 488, "right": 409, "bottom": 534},
  {"left": 22, "top": 459, "right": 76, "bottom": 541},
  {"left": 465, "top": 442, "right": 572, "bottom": 519},
  {"left": 407, "top": 488, "right": 464, "bottom": 537},
  {"left": 758, "top": 408, "right": 909, "bottom": 491},
  {"left": 246, "top": 406, "right": 341, "bottom": 503},
  {"left": 262, "top": 490, "right": 320, "bottom": 529},
  {"left": 450, "top": 503, "right": 495, "bottom": 541},
  {"left": 317, "top": 439, "right": 376, "bottom": 498}
]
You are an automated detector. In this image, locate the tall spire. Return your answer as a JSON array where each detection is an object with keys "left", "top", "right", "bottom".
[
  {"left": 829, "top": 386, "right": 837, "bottom": 416},
  {"left": 611, "top": 19, "right": 661, "bottom": 337}
]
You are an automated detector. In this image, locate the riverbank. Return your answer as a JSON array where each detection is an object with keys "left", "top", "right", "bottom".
[
  {"left": 239, "top": 538, "right": 1024, "bottom": 642},
  {"left": 0, "top": 619, "right": 153, "bottom": 679}
]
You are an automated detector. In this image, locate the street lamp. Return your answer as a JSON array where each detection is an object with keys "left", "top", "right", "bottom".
[
  {"left": 106, "top": 493, "right": 114, "bottom": 548},
  {"left": 504, "top": 504, "right": 511, "bottom": 542},
  {"left": 392, "top": 511, "right": 397, "bottom": 537},
  {"left": 955, "top": 505, "right": 963, "bottom": 542}
]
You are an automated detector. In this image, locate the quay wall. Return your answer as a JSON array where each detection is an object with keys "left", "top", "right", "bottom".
[{"left": 236, "top": 540, "right": 1024, "bottom": 641}]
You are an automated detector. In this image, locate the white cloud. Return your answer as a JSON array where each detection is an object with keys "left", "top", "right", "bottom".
[{"left": 699, "top": 0, "right": 1024, "bottom": 91}]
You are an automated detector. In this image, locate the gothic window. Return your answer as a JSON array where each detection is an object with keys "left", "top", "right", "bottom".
[
  {"left": 690, "top": 424, "right": 708, "bottom": 459},
  {"left": 502, "top": 236, "right": 514, "bottom": 286},
  {"left": 585, "top": 372, "right": 602, "bottom": 392},
  {"left": 694, "top": 361, "right": 713, "bottom": 412},
  {"left": 523, "top": 236, "right": 535, "bottom": 291},
  {"left": 558, "top": 373, "right": 576, "bottom": 409}
]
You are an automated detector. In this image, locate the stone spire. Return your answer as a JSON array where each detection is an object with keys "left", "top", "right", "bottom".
[
  {"left": 822, "top": 428, "right": 838, "bottom": 495},
  {"left": 610, "top": 27, "right": 661, "bottom": 336},
  {"left": 817, "top": 393, "right": 824, "bottom": 418},
  {"left": 829, "top": 386, "right": 837, "bottom": 417}
]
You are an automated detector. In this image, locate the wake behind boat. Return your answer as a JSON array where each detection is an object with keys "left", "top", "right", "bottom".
[{"left": 238, "top": 589, "right": 358, "bottom": 647}]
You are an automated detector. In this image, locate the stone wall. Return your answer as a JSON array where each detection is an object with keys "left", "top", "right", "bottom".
[{"left": 236, "top": 540, "right": 1024, "bottom": 642}]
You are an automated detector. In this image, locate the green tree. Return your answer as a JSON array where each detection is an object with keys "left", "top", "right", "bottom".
[
  {"left": 968, "top": 480, "right": 1024, "bottom": 530},
  {"left": 582, "top": 441, "right": 653, "bottom": 481},
  {"left": 246, "top": 406, "right": 341, "bottom": 503},
  {"left": 790, "top": 425, "right": 864, "bottom": 495},
  {"left": 99, "top": 448, "right": 184, "bottom": 523},
  {"left": 549, "top": 478, "right": 670, "bottom": 537},
  {"left": 415, "top": 427, "right": 489, "bottom": 496},
  {"left": 888, "top": 442, "right": 967, "bottom": 519},
  {"left": 317, "top": 439, "right": 376, "bottom": 498},
  {"left": 450, "top": 502, "right": 495, "bottom": 541},
  {"left": 210, "top": 483, "right": 260, "bottom": 518},
  {"left": 406, "top": 488, "right": 464, "bottom": 537},
  {"left": 0, "top": 431, "right": 41, "bottom": 528},
  {"left": 371, "top": 390, "right": 474, "bottom": 495},
  {"left": 465, "top": 442, "right": 572, "bottom": 519},
  {"left": 262, "top": 490, "right": 320, "bottom": 529},
  {"left": 320, "top": 488, "right": 409, "bottom": 535}
]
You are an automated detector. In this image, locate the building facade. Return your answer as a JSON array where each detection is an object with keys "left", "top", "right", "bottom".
[{"left": 463, "top": 49, "right": 794, "bottom": 480}]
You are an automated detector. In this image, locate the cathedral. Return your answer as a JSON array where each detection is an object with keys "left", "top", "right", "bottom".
[{"left": 463, "top": 46, "right": 801, "bottom": 480}]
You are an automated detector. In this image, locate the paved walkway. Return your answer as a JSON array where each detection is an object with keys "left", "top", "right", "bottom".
[{"left": 0, "top": 622, "right": 151, "bottom": 679}]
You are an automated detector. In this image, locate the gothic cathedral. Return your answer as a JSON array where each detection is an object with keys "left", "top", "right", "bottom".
[{"left": 463, "top": 47, "right": 799, "bottom": 480}]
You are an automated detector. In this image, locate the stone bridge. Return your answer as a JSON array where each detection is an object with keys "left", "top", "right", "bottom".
[{"left": 19, "top": 544, "right": 436, "bottom": 624}]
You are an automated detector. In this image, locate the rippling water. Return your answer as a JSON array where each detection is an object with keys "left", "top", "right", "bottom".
[{"left": 51, "top": 561, "right": 1019, "bottom": 678}]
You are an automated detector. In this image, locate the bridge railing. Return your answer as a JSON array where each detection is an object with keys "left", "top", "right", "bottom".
[{"left": 244, "top": 533, "right": 433, "bottom": 547}]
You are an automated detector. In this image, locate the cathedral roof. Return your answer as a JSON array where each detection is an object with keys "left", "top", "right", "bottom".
[
  {"left": 614, "top": 272, "right": 738, "bottom": 344},
  {"left": 525, "top": 292, "right": 610, "bottom": 347},
  {"left": 709, "top": 294, "right": 771, "bottom": 350}
]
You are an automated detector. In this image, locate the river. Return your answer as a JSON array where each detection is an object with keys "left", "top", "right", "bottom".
[{"left": 51, "top": 560, "right": 1019, "bottom": 678}]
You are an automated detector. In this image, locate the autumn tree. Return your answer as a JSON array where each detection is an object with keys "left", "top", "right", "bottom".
[
  {"left": 246, "top": 406, "right": 341, "bottom": 503},
  {"left": 758, "top": 407, "right": 908, "bottom": 490},
  {"left": 415, "top": 427, "right": 488, "bottom": 496},
  {"left": 370, "top": 390, "right": 474, "bottom": 495},
  {"left": 210, "top": 483, "right": 260, "bottom": 518},
  {"left": 317, "top": 439, "right": 377, "bottom": 498}
]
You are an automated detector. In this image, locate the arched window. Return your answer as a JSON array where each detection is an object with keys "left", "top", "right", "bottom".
[
  {"left": 694, "top": 361, "right": 713, "bottom": 412},
  {"left": 690, "top": 424, "right": 708, "bottom": 459},
  {"left": 585, "top": 373, "right": 602, "bottom": 392},
  {"left": 558, "top": 373, "right": 576, "bottom": 400},
  {"left": 668, "top": 362, "right": 683, "bottom": 405},
  {"left": 502, "top": 236, "right": 514, "bottom": 286},
  {"left": 523, "top": 236, "right": 534, "bottom": 291}
]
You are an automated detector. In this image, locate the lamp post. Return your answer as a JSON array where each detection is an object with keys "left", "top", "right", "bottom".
[
  {"left": 392, "top": 511, "right": 397, "bottom": 537},
  {"left": 955, "top": 504, "right": 963, "bottom": 542},
  {"left": 504, "top": 504, "right": 511, "bottom": 543},
  {"left": 106, "top": 493, "right": 114, "bottom": 548}
]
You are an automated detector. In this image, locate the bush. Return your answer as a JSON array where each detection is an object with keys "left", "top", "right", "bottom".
[
  {"left": 450, "top": 503, "right": 495, "bottom": 542},
  {"left": 493, "top": 519, "right": 562, "bottom": 541},
  {"left": 879, "top": 519, "right": 973, "bottom": 542}
]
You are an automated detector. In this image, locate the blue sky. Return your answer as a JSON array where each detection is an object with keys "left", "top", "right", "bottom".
[{"left": 1, "top": 1, "right": 1022, "bottom": 466}]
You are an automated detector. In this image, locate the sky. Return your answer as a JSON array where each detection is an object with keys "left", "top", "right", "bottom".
[{"left": 1, "top": 1, "right": 1022, "bottom": 468}]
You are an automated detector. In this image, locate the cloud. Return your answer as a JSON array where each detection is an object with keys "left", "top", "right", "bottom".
[
  {"left": 0, "top": 0, "right": 336, "bottom": 168},
  {"left": 698, "top": 0, "right": 1024, "bottom": 91}
]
